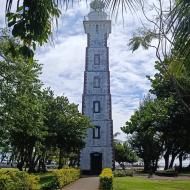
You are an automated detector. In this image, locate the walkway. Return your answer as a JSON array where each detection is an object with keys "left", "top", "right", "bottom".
[{"left": 62, "top": 176, "right": 99, "bottom": 190}]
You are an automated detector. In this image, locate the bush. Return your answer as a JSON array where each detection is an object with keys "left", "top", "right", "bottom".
[
  {"left": 114, "top": 169, "right": 134, "bottom": 177},
  {"left": 175, "top": 166, "right": 190, "bottom": 173},
  {"left": 99, "top": 168, "right": 113, "bottom": 190},
  {"left": 155, "top": 169, "right": 178, "bottom": 177},
  {"left": 52, "top": 168, "right": 80, "bottom": 189},
  {"left": 0, "top": 168, "right": 80, "bottom": 190},
  {"left": 0, "top": 170, "right": 39, "bottom": 190}
]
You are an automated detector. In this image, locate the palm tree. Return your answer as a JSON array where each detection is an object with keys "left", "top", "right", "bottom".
[{"left": 113, "top": 132, "right": 122, "bottom": 145}]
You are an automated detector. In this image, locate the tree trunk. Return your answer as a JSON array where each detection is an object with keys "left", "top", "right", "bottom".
[
  {"left": 37, "top": 158, "right": 47, "bottom": 173},
  {"left": 28, "top": 155, "right": 40, "bottom": 173},
  {"left": 58, "top": 148, "right": 64, "bottom": 169},
  {"left": 164, "top": 151, "right": 170, "bottom": 170},
  {"left": 153, "top": 159, "right": 159, "bottom": 172},
  {"left": 0, "top": 153, "right": 6, "bottom": 163},
  {"left": 179, "top": 153, "right": 183, "bottom": 171},
  {"left": 28, "top": 162, "right": 36, "bottom": 173},
  {"left": 169, "top": 153, "right": 177, "bottom": 169},
  {"left": 17, "top": 160, "right": 24, "bottom": 171},
  {"left": 144, "top": 159, "right": 151, "bottom": 172}
]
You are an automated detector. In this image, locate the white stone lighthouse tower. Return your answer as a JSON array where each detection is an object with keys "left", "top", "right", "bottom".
[{"left": 80, "top": 0, "right": 113, "bottom": 175}]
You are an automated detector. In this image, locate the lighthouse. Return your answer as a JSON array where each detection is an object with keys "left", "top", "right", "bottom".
[{"left": 80, "top": 0, "right": 113, "bottom": 175}]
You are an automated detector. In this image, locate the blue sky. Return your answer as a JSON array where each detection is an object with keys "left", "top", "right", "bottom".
[{"left": 0, "top": 0, "right": 159, "bottom": 139}]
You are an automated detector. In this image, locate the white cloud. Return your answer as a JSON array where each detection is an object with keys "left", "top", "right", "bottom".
[
  {"left": 35, "top": 2, "right": 158, "bottom": 140},
  {"left": 0, "top": 0, "right": 163, "bottom": 140}
]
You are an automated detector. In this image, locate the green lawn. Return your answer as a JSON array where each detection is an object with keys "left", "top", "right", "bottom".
[{"left": 114, "top": 177, "right": 190, "bottom": 190}]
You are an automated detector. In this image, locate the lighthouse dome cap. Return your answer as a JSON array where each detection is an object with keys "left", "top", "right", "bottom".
[
  {"left": 86, "top": 0, "right": 108, "bottom": 20},
  {"left": 90, "top": 0, "right": 105, "bottom": 11}
]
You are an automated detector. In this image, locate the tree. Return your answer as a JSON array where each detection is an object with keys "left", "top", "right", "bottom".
[
  {"left": 0, "top": 29, "right": 91, "bottom": 172},
  {"left": 127, "top": 0, "right": 190, "bottom": 170},
  {"left": 114, "top": 142, "right": 138, "bottom": 171},
  {"left": 0, "top": 29, "right": 45, "bottom": 172},
  {"left": 122, "top": 59, "right": 190, "bottom": 171},
  {"left": 122, "top": 96, "right": 173, "bottom": 172},
  {"left": 42, "top": 90, "right": 92, "bottom": 169},
  {"left": 128, "top": 0, "right": 190, "bottom": 112},
  {"left": 148, "top": 61, "right": 190, "bottom": 170}
]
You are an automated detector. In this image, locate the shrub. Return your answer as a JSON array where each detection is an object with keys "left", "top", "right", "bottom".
[
  {"left": 52, "top": 168, "right": 80, "bottom": 189},
  {"left": 99, "top": 168, "right": 113, "bottom": 190},
  {"left": 114, "top": 169, "right": 134, "bottom": 177},
  {"left": 0, "top": 170, "right": 39, "bottom": 190},
  {"left": 175, "top": 166, "right": 190, "bottom": 173},
  {"left": 155, "top": 169, "right": 178, "bottom": 177}
]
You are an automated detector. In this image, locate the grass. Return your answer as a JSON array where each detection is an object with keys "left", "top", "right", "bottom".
[
  {"left": 35, "top": 172, "right": 56, "bottom": 189},
  {"left": 114, "top": 177, "right": 190, "bottom": 190}
]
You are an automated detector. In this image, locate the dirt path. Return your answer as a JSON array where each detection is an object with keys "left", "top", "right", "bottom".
[{"left": 62, "top": 177, "right": 99, "bottom": 190}]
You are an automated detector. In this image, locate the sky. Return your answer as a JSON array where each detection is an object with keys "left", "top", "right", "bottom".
[{"left": 0, "top": 0, "right": 158, "bottom": 140}]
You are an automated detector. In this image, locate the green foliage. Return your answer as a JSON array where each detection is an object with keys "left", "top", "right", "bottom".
[
  {"left": 169, "top": 0, "right": 190, "bottom": 64},
  {"left": 114, "top": 142, "right": 138, "bottom": 170},
  {"left": 0, "top": 170, "right": 39, "bottom": 190},
  {"left": 43, "top": 90, "right": 91, "bottom": 169},
  {"left": 52, "top": 168, "right": 80, "bottom": 188},
  {"left": 0, "top": 169, "right": 80, "bottom": 190},
  {"left": 38, "top": 172, "right": 57, "bottom": 190},
  {"left": 122, "top": 58, "right": 190, "bottom": 172},
  {"left": 114, "top": 169, "right": 134, "bottom": 177},
  {"left": 6, "top": 0, "right": 61, "bottom": 57},
  {"left": 0, "top": 30, "right": 91, "bottom": 172},
  {"left": 99, "top": 168, "right": 113, "bottom": 190},
  {"left": 0, "top": 30, "right": 46, "bottom": 171},
  {"left": 122, "top": 95, "right": 175, "bottom": 172},
  {"left": 129, "top": 29, "right": 156, "bottom": 52}
]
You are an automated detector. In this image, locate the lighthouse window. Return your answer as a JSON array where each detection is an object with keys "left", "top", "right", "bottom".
[
  {"left": 93, "top": 77, "right": 100, "bottom": 88},
  {"left": 93, "top": 101, "right": 100, "bottom": 113},
  {"left": 96, "top": 24, "right": 99, "bottom": 33},
  {"left": 94, "top": 54, "right": 100, "bottom": 65},
  {"left": 93, "top": 126, "right": 100, "bottom": 139}
]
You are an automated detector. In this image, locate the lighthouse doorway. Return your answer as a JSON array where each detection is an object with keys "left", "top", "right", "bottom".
[{"left": 90, "top": 152, "right": 102, "bottom": 175}]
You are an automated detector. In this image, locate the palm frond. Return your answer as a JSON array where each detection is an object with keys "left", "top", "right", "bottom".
[
  {"left": 168, "top": 0, "right": 190, "bottom": 65},
  {"left": 103, "top": 0, "right": 142, "bottom": 16}
]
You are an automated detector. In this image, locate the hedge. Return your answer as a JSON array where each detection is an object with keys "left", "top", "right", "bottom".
[
  {"left": 99, "top": 168, "right": 113, "bottom": 190},
  {"left": 0, "top": 168, "right": 80, "bottom": 190},
  {"left": 114, "top": 169, "right": 134, "bottom": 177},
  {"left": 155, "top": 169, "right": 178, "bottom": 177},
  {"left": 52, "top": 168, "right": 80, "bottom": 189},
  {"left": 0, "top": 169, "right": 39, "bottom": 190}
]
